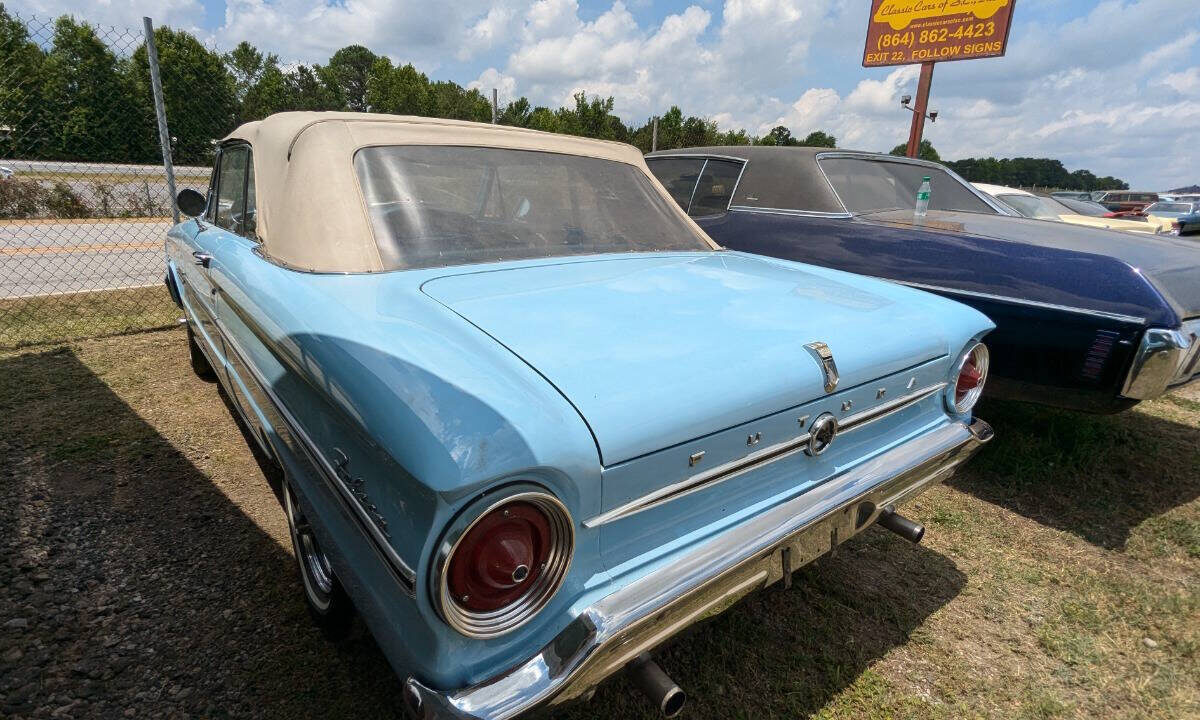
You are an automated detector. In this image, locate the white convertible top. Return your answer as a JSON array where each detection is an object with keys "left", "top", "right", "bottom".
[{"left": 223, "top": 112, "right": 701, "bottom": 272}]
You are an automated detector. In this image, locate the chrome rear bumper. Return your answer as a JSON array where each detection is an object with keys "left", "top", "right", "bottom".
[
  {"left": 1122, "top": 321, "right": 1200, "bottom": 400},
  {"left": 405, "top": 417, "right": 993, "bottom": 720}
]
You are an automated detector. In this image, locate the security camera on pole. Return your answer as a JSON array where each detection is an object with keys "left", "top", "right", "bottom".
[{"left": 862, "top": 0, "right": 1018, "bottom": 158}]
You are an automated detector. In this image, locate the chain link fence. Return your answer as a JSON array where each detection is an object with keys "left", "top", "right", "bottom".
[{"left": 0, "top": 10, "right": 219, "bottom": 348}]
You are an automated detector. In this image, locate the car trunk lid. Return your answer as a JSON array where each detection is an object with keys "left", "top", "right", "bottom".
[{"left": 421, "top": 252, "right": 952, "bottom": 466}]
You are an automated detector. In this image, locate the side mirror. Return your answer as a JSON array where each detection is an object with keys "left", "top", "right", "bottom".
[{"left": 177, "top": 188, "right": 207, "bottom": 217}]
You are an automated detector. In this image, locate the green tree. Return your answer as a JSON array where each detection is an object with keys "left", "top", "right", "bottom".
[
  {"left": 41, "top": 17, "right": 142, "bottom": 161},
  {"left": 944, "top": 156, "right": 1127, "bottom": 190},
  {"left": 680, "top": 115, "right": 715, "bottom": 148},
  {"left": 427, "top": 80, "right": 490, "bottom": 122},
  {"left": 758, "top": 125, "right": 798, "bottom": 146},
  {"left": 499, "top": 97, "right": 532, "bottom": 127},
  {"left": 556, "top": 93, "right": 627, "bottom": 140},
  {"left": 0, "top": 3, "right": 48, "bottom": 158},
  {"left": 224, "top": 41, "right": 278, "bottom": 105},
  {"left": 321, "top": 45, "right": 377, "bottom": 111},
  {"left": 130, "top": 26, "right": 237, "bottom": 164},
  {"left": 366, "top": 58, "right": 430, "bottom": 115},
  {"left": 800, "top": 130, "right": 836, "bottom": 148},
  {"left": 284, "top": 65, "right": 340, "bottom": 110},
  {"left": 654, "top": 106, "right": 684, "bottom": 149},
  {"left": 889, "top": 139, "right": 940, "bottom": 162},
  {"left": 241, "top": 63, "right": 292, "bottom": 121},
  {"left": 714, "top": 128, "right": 752, "bottom": 146},
  {"left": 526, "top": 106, "right": 561, "bottom": 133}
]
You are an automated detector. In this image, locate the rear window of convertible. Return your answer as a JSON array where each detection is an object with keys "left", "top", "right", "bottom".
[{"left": 353, "top": 145, "right": 713, "bottom": 270}]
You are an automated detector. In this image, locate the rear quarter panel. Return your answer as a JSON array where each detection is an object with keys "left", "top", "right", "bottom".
[{"left": 203, "top": 242, "right": 614, "bottom": 689}]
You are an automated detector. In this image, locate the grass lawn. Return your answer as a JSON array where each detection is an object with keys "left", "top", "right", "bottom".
[
  {"left": 0, "top": 285, "right": 178, "bottom": 348},
  {"left": 0, "top": 329, "right": 1196, "bottom": 719}
]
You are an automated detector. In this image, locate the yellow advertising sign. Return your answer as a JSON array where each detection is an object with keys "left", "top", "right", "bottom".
[
  {"left": 863, "top": 0, "right": 1015, "bottom": 67},
  {"left": 873, "top": 0, "right": 1011, "bottom": 31}
]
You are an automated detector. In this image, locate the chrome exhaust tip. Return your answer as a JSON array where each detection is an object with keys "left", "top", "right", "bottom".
[
  {"left": 877, "top": 504, "right": 925, "bottom": 544},
  {"left": 627, "top": 653, "right": 685, "bottom": 717}
]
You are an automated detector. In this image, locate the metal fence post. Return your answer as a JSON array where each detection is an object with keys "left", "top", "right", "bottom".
[{"left": 143, "top": 16, "right": 179, "bottom": 224}]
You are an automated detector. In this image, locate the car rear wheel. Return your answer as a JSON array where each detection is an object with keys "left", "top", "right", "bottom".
[
  {"left": 187, "top": 323, "right": 216, "bottom": 380},
  {"left": 283, "top": 480, "right": 354, "bottom": 637}
]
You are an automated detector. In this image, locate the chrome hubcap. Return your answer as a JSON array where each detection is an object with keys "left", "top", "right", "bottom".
[{"left": 285, "top": 485, "right": 335, "bottom": 600}]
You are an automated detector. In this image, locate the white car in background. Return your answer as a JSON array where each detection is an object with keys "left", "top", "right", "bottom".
[{"left": 972, "top": 182, "right": 1162, "bottom": 235}]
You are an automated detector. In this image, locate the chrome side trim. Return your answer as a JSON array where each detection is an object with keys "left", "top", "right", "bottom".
[
  {"left": 583, "top": 382, "right": 945, "bottom": 528},
  {"left": 406, "top": 418, "right": 993, "bottom": 720},
  {"left": 887, "top": 279, "right": 1148, "bottom": 325},
  {"left": 839, "top": 383, "right": 945, "bottom": 431},
  {"left": 727, "top": 205, "right": 853, "bottom": 219},
  {"left": 209, "top": 302, "right": 418, "bottom": 591},
  {"left": 646, "top": 152, "right": 749, "bottom": 164},
  {"left": 684, "top": 158, "right": 707, "bottom": 215},
  {"left": 721, "top": 157, "right": 749, "bottom": 214},
  {"left": 583, "top": 432, "right": 812, "bottom": 529}
]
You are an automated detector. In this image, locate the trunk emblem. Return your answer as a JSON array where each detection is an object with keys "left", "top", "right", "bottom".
[
  {"left": 805, "top": 413, "right": 838, "bottom": 456},
  {"left": 804, "top": 342, "right": 839, "bottom": 393}
]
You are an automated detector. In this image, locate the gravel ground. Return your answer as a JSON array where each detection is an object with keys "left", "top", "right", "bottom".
[
  {"left": 0, "top": 334, "right": 407, "bottom": 719},
  {"left": 1, "top": 329, "right": 1197, "bottom": 719}
]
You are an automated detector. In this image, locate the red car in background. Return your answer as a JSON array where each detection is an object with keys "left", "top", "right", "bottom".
[{"left": 1093, "top": 190, "right": 1159, "bottom": 213}]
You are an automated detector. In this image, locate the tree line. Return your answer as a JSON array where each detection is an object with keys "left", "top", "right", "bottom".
[
  {"left": 944, "top": 156, "right": 1128, "bottom": 191},
  {"left": 0, "top": 5, "right": 1127, "bottom": 191}
]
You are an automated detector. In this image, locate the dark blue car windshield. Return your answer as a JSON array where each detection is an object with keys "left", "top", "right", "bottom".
[{"left": 354, "top": 146, "right": 713, "bottom": 270}]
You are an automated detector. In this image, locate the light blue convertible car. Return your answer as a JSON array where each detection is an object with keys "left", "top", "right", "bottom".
[{"left": 165, "top": 112, "right": 994, "bottom": 718}]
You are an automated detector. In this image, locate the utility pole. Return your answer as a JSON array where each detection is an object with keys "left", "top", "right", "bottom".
[
  {"left": 491, "top": 88, "right": 498, "bottom": 124},
  {"left": 904, "top": 62, "right": 934, "bottom": 158},
  {"left": 142, "top": 17, "right": 179, "bottom": 224},
  {"left": 651, "top": 117, "right": 658, "bottom": 153}
]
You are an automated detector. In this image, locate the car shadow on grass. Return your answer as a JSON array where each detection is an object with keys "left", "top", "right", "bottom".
[
  {"left": 0, "top": 344, "right": 968, "bottom": 719},
  {"left": 949, "top": 398, "right": 1200, "bottom": 552},
  {"left": 0, "top": 346, "right": 408, "bottom": 718}
]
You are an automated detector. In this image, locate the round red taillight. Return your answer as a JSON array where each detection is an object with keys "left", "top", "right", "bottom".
[
  {"left": 435, "top": 490, "right": 574, "bottom": 637},
  {"left": 956, "top": 357, "right": 983, "bottom": 404},
  {"left": 447, "top": 501, "right": 550, "bottom": 612},
  {"left": 948, "top": 342, "right": 989, "bottom": 414}
]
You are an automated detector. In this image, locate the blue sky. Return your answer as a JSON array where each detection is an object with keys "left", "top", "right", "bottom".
[{"left": 11, "top": 0, "right": 1200, "bottom": 188}]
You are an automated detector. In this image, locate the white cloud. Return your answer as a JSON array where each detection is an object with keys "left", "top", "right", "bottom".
[
  {"left": 1161, "top": 67, "right": 1200, "bottom": 95},
  {"left": 7, "top": 0, "right": 203, "bottom": 34},
  {"left": 208, "top": 0, "right": 511, "bottom": 71},
  {"left": 469, "top": 68, "right": 518, "bottom": 104},
  {"left": 844, "top": 65, "right": 919, "bottom": 114}
]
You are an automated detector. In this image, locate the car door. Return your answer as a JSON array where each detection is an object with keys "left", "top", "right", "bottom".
[
  {"left": 202, "top": 145, "right": 276, "bottom": 458},
  {"left": 173, "top": 153, "right": 232, "bottom": 368}
]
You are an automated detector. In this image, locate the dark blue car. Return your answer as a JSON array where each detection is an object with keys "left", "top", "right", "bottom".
[{"left": 647, "top": 147, "right": 1200, "bottom": 413}]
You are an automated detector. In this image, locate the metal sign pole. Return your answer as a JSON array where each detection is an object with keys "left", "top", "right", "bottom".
[
  {"left": 905, "top": 62, "right": 935, "bottom": 158},
  {"left": 143, "top": 16, "right": 179, "bottom": 224}
]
